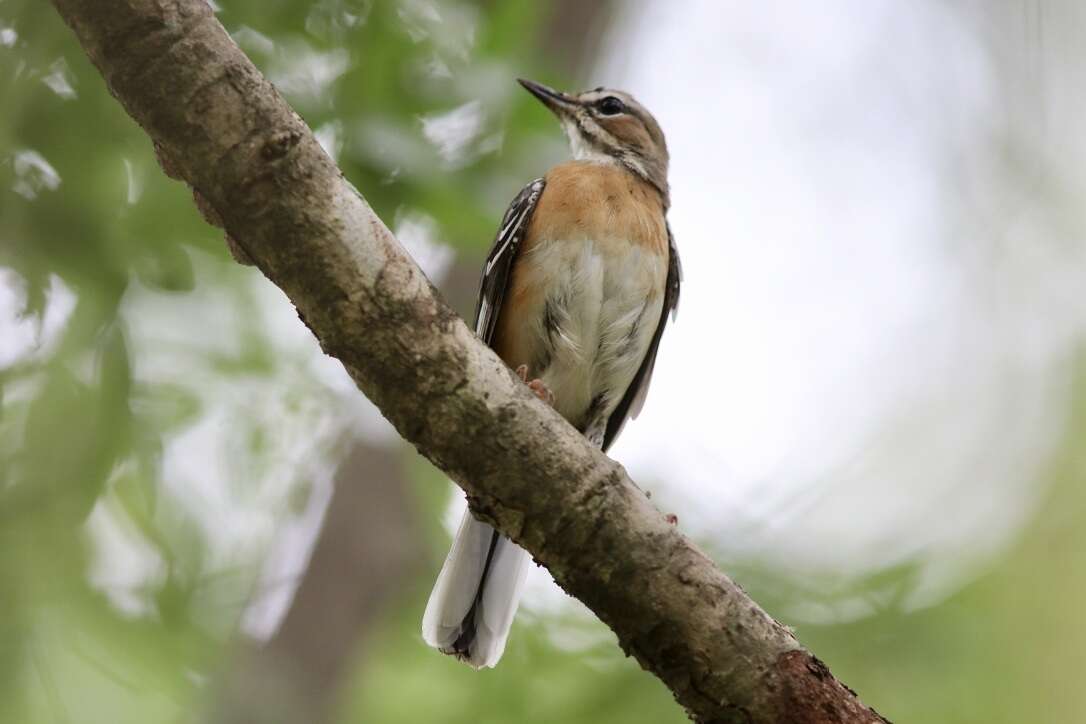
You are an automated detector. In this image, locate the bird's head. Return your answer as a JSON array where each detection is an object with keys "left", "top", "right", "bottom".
[{"left": 518, "top": 78, "right": 669, "bottom": 207}]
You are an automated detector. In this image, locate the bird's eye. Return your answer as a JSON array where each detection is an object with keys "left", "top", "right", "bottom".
[{"left": 597, "top": 96, "right": 625, "bottom": 116}]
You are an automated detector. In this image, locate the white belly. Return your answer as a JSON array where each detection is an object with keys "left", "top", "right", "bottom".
[{"left": 517, "top": 236, "right": 665, "bottom": 441}]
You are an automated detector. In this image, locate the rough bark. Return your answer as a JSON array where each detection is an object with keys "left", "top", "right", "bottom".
[{"left": 50, "top": 2, "right": 889, "bottom": 722}]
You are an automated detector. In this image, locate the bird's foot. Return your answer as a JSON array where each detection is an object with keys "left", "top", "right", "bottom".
[
  {"left": 528, "top": 379, "right": 555, "bottom": 406},
  {"left": 515, "top": 365, "right": 555, "bottom": 406},
  {"left": 665, "top": 513, "right": 679, "bottom": 526}
]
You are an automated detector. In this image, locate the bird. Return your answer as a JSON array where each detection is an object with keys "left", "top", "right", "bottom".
[{"left": 421, "top": 78, "right": 681, "bottom": 668}]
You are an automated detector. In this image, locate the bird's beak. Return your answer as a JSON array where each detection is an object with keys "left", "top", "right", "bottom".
[{"left": 518, "top": 78, "right": 579, "bottom": 118}]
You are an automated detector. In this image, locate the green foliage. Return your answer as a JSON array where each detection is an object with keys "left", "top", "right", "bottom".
[
  {"left": 0, "top": 1, "right": 576, "bottom": 721},
  {"left": 344, "top": 584, "right": 686, "bottom": 724}
]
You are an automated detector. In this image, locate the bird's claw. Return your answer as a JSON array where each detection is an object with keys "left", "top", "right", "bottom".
[
  {"left": 515, "top": 365, "right": 554, "bottom": 406},
  {"left": 527, "top": 378, "right": 554, "bottom": 406}
]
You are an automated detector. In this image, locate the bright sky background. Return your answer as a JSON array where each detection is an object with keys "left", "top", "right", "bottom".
[{"left": 525, "top": 0, "right": 1086, "bottom": 617}]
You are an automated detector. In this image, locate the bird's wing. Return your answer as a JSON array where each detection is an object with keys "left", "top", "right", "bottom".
[
  {"left": 474, "top": 178, "right": 546, "bottom": 344},
  {"left": 424, "top": 178, "right": 543, "bottom": 668},
  {"left": 601, "top": 224, "right": 682, "bottom": 451}
]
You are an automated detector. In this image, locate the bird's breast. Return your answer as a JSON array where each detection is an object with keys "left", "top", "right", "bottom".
[
  {"left": 498, "top": 236, "right": 664, "bottom": 431},
  {"left": 495, "top": 184, "right": 664, "bottom": 434},
  {"left": 525, "top": 161, "right": 668, "bottom": 256},
  {"left": 493, "top": 162, "right": 668, "bottom": 434}
]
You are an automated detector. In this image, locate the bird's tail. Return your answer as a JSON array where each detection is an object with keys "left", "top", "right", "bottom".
[{"left": 421, "top": 507, "right": 531, "bottom": 668}]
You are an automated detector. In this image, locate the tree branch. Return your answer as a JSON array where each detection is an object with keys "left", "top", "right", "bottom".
[{"left": 50, "top": 2, "right": 888, "bottom": 721}]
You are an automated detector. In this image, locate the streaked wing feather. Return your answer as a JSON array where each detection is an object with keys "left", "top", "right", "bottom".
[
  {"left": 474, "top": 178, "right": 546, "bottom": 344},
  {"left": 421, "top": 178, "right": 544, "bottom": 667}
]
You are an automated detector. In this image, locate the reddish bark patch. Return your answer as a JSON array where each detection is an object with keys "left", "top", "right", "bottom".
[{"left": 775, "top": 650, "right": 891, "bottom": 724}]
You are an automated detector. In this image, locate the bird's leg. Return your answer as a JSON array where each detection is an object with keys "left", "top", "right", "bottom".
[{"left": 514, "top": 364, "right": 555, "bottom": 406}]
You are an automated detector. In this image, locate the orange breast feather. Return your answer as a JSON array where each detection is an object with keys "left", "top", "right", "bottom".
[
  {"left": 527, "top": 162, "right": 667, "bottom": 253},
  {"left": 492, "top": 162, "right": 667, "bottom": 371}
]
